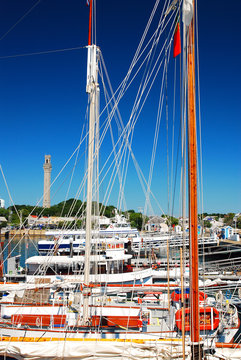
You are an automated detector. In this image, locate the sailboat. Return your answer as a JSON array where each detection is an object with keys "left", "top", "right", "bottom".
[{"left": 0, "top": 1, "right": 241, "bottom": 359}]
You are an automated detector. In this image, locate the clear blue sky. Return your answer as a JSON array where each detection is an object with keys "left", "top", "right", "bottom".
[{"left": 0, "top": 0, "right": 240, "bottom": 215}]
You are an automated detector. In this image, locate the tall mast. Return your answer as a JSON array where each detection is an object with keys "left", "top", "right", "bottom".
[
  {"left": 88, "top": 0, "right": 93, "bottom": 46},
  {"left": 186, "top": 1, "right": 202, "bottom": 358},
  {"left": 83, "top": 0, "right": 99, "bottom": 324}
]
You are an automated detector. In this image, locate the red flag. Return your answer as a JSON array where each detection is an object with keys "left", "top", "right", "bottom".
[{"left": 173, "top": 21, "right": 181, "bottom": 58}]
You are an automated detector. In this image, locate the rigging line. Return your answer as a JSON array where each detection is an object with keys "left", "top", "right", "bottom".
[
  {"left": 98, "top": 62, "right": 128, "bottom": 213},
  {"left": 126, "top": 14, "right": 176, "bottom": 213},
  {"left": 94, "top": 112, "right": 127, "bottom": 186},
  {"left": 99, "top": 100, "right": 167, "bottom": 216},
  {"left": 99, "top": 53, "right": 165, "bottom": 186},
  {"left": 195, "top": 0, "right": 204, "bottom": 239},
  {"left": 171, "top": 97, "right": 182, "bottom": 219},
  {"left": 98, "top": 46, "right": 173, "bottom": 214},
  {"left": 98, "top": 8, "right": 174, "bottom": 131},
  {"left": 3, "top": 121, "right": 91, "bottom": 236},
  {"left": 98, "top": 132, "right": 130, "bottom": 211},
  {"left": 100, "top": 54, "right": 150, "bottom": 210},
  {"left": 122, "top": 43, "right": 172, "bottom": 216},
  {"left": 99, "top": 62, "right": 156, "bottom": 215},
  {"left": 99, "top": 61, "right": 128, "bottom": 212},
  {"left": 120, "top": 38, "right": 173, "bottom": 210},
  {"left": 170, "top": 0, "right": 182, "bottom": 221},
  {"left": 60, "top": 113, "right": 87, "bottom": 218},
  {"left": 17, "top": 132, "right": 89, "bottom": 234},
  {"left": 181, "top": 20, "right": 188, "bottom": 256},
  {"left": 97, "top": 99, "right": 149, "bottom": 212},
  {"left": 1, "top": 235, "right": 24, "bottom": 269},
  {"left": 165, "top": 49, "right": 170, "bottom": 219},
  {"left": 59, "top": 165, "right": 88, "bottom": 227},
  {"left": 100, "top": 52, "right": 155, "bottom": 211},
  {"left": 129, "top": 0, "right": 168, "bottom": 124},
  {"left": 0, "top": 46, "right": 85, "bottom": 60},
  {"left": 0, "top": 165, "right": 22, "bottom": 226},
  {"left": 98, "top": 25, "right": 160, "bottom": 121},
  {"left": 97, "top": 0, "right": 167, "bottom": 129},
  {"left": 129, "top": 17, "right": 177, "bottom": 134},
  {"left": 167, "top": 5, "right": 184, "bottom": 220},
  {"left": 52, "top": 169, "right": 86, "bottom": 230},
  {"left": 124, "top": 11, "right": 171, "bottom": 140},
  {"left": 128, "top": 3, "right": 177, "bottom": 126},
  {"left": 52, "top": 164, "right": 86, "bottom": 225},
  {"left": 0, "top": 0, "right": 42, "bottom": 42},
  {"left": 170, "top": 57, "right": 177, "bottom": 217},
  {"left": 144, "top": 57, "right": 166, "bottom": 216},
  {"left": 128, "top": 40, "right": 173, "bottom": 155}
]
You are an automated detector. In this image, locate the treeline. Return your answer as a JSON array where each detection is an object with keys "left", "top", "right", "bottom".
[
  {"left": 0, "top": 203, "right": 240, "bottom": 230},
  {"left": 0, "top": 199, "right": 146, "bottom": 230}
]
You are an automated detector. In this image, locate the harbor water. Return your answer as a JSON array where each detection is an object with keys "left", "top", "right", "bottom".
[{"left": 3, "top": 236, "right": 41, "bottom": 273}]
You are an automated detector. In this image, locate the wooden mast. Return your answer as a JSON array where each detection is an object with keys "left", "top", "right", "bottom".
[{"left": 187, "top": 1, "right": 202, "bottom": 358}]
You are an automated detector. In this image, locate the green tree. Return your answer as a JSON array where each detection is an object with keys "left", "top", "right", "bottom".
[
  {"left": 169, "top": 216, "right": 178, "bottom": 226},
  {"left": 0, "top": 220, "right": 7, "bottom": 229},
  {"left": 204, "top": 220, "right": 212, "bottom": 228},
  {"left": 236, "top": 217, "right": 241, "bottom": 230},
  {"left": 103, "top": 205, "right": 115, "bottom": 218},
  {"left": 0, "top": 208, "right": 9, "bottom": 218},
  {"left": 224, "top": 213, "right": 235, "bottom": 226},
  {"left": 129, "top": 212, "right": 143, "bottom": 230}
]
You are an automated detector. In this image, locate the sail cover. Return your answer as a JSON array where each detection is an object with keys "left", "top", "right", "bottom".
[{"left": 0, "top": 340, "right": 186, "bottom": 360}]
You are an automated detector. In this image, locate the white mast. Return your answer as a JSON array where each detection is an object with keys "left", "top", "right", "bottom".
[{"left": 83, "top": 0, "right": 100, "bottom": 324}]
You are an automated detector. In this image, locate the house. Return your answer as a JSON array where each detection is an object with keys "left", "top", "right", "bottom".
[
  {"left": 27, "top": 215, "right": 76, "bottom": 227},
  {"left": 145, "top": 216, "right": 167, "bottom": 232},
  {"left": 27, "top": 215, "right": 49, "bottom": 227},
  {"left": 210, "top": 220, "right": 223, "bottom": 230},
  {"left": 221, "top": 226, "right": 234, "bottom": 239}
]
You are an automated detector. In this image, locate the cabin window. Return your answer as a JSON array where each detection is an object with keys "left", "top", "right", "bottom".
[{"left": 98, "top": 264, "right": 106, "bottom": 274}]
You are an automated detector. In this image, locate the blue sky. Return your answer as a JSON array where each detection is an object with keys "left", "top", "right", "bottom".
[{"left": 0, "top": 0, "right": 240, "bottom": 215}]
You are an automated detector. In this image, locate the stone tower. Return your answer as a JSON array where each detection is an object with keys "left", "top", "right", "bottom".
[{"left": 43, "top": 155, "right": 52, "bottom": 208}]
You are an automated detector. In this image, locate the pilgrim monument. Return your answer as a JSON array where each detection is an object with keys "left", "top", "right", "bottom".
[{"left": 43, "top": 155, "right": 52, "bottom": 208}]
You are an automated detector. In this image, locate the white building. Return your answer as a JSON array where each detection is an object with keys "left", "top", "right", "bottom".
[
  {"left": 0, "top": 199, "right": 5, "bottom": 208},
  {"left": 174, "top": 225, "right": 182, "bottom": 233}
]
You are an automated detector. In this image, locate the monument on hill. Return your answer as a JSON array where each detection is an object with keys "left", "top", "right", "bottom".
[{"left": 43, "top": 155, "right": 52, "bottom": 208}]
